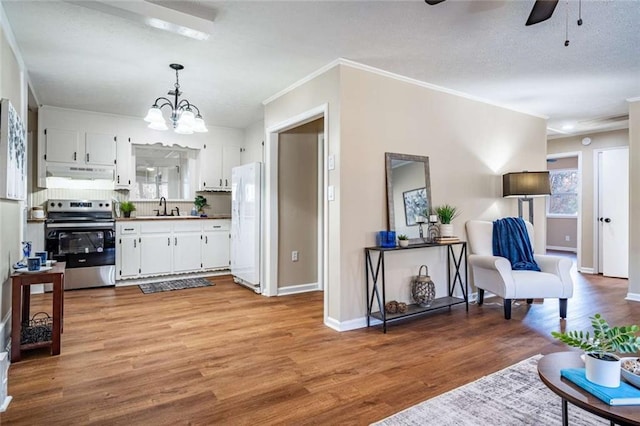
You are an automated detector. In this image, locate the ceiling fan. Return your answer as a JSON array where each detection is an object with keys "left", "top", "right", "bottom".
[{"left": 424, "top": 0, "right": 559, "bottom": 26}]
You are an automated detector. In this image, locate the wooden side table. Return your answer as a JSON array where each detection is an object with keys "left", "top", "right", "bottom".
[
  {"left": 10, "top": 262, "right": 65, "bottom": 362},
  {"left": 538, "top": 351, "right": 640, "bottom": 426}
]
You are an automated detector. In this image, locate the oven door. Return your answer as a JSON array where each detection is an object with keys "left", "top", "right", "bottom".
[{"left": 46, "top": 222, "right": 115, "bottom": 267}]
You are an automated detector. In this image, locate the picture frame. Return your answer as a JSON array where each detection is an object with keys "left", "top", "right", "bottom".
[
  {"left": 403, "top": 187, "right": 427, "bottom": 226},
  {"left": 0, "top": 98, "right": 27, "bottom": 201}
]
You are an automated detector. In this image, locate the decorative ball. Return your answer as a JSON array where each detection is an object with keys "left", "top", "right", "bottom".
[
  {"left": 385, "top": 300, "right": 398, "bottom": 314},
  {"left": 396, "top": 302, "right": 408, "bottom": 313}
]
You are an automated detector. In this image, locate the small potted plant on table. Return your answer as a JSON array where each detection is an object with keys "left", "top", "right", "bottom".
[
  {"left": 119, "top": 201, "right": 136, "bottom": 218},
  {"left": 552, "top": 313, "right": 640, "bottom": 387},
  {"left": 397, "top": 234, "right": 409, "bottom": 247},
  {"left": 435, "top": 204, "right": 459, "bottom": 237}
]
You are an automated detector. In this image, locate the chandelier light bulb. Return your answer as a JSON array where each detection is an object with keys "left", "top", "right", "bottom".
[
  {"left": 144, "top": 106, "right": 164, "bottom": 123},
  {"left": 193, "top": 117, "right": 208, "bottom": 133},
  {"left": 175, "top": 123, "right": 194, "bottom": 135},
  {"left": 179, "top": 109, "right": 195, "bottom": 128}
]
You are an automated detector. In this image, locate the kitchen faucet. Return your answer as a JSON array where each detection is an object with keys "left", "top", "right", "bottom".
[{"left": 159, "top": 197, "right": 168, "bottom": 216}]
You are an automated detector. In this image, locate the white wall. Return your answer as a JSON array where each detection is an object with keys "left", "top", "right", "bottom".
[
  {"left": 265, "top": 61, "right": 548, "bottom": 327},
  {"left": 629, "top": 100, "right": 640, "bottom": 298},
  {"left": 0, "top": 4, "right": 28, "bottom": 350}
]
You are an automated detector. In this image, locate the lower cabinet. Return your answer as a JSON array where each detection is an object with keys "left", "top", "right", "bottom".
[{"left": 116, "top": 219, "right": 231, "bottom": 280}]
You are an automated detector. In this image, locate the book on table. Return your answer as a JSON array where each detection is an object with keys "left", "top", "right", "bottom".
[{"left": 560, "top": 368, "right": 640, "bottom": 406}]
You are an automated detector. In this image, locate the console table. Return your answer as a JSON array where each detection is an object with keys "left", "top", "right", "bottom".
[
  {"left": 365, "top": 242, "right": 468, "bottom": 333},
  {"left": 10, "top": 262, "right": 65, "bottom": 362}
]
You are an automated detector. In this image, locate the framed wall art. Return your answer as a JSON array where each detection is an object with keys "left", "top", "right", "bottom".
[
  {"left": 403, "top": 187, "right": 427, "bottom": 226},
  {"left": 0, "top": 98, "right": 27, "bottom": 200}
]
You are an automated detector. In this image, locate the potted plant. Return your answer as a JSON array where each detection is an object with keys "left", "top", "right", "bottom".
[
  {"left": 435, "top": 204, "right": 460, "bottom": 237},
  {"left": 397, "top": 234, "right": 409, "bottom": 247},
  {"left": 119, "top": 201, "right": 136, "bottom": 218},
  {"left": 194, "top": 195, "right": 208, "bottom": 216},
  {"left": 551, "top": 313, "right": 640, "bottom": 387}
]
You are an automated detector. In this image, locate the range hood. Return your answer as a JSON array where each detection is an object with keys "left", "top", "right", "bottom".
[{"left": 46, "top": 164, "right": 114, "bottom": 180}]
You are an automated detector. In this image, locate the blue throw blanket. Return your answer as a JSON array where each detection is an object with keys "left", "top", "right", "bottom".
[{"left": 492, "top": 217, "right": 541, "bottom": 271}]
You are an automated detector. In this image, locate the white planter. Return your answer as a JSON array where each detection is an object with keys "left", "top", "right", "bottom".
[
  {"left": 439, "top": 224, "right": 454, "bottom": 237},
  {"left": 585, "top": 353, "right": 621, "bottom": 388},
  {"left": 398, "top": 239, "right": 409, "bottom": 248}
]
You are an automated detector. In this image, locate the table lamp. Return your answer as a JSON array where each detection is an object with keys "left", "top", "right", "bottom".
[{"left": 502, "top": 171, "right": 551, "bottom": 224}]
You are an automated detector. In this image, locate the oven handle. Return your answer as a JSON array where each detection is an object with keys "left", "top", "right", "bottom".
[{"left": 46, "top": 222, "right": 115, "bottom": 229}]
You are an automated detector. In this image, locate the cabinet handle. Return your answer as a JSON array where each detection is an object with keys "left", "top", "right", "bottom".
[
  {"left": 225, "top": 179, "right": 228, "bottom": 187},
  {"left": 203, "top": 181, "right": 206, "bottom": 187},
  {"left": 219, "top": 179, "right": 222, "bottom": 186},
  {"left": 205, "top": 236, "right": 208, "bottom": 244},
  {"left": 117, "top": 175, "right": 120, "bottom": 184},
  {"left": 86, "top": 153, "right": 90, "bottom": 162},
  {"left": 168, "top": 237, "right": 170, "bottom": 246},
  {"left": 134, "top": 239, "right": 137, "bottom": 248},
  {"left": 175, "top": 237, "right": 178, "bottom": 245},
  {"left": 213, "top": 225, "right": 221, "bottom": 229},
  {"left": 73, "top": 152, "right": 77, "bottom": 161},
  {"left": 124, "top": 228, "right": 134, "bottom": 231}
]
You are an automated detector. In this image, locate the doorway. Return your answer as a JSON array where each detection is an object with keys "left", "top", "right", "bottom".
[
  {"left": 263, "top": 104, "right": 328, "bottom": 323},
  {"left": 546, "top": 152, "right": 582, "bottom": 269},
  {"left": 595, "top": 147, "right": 629, "bottom": 278}
]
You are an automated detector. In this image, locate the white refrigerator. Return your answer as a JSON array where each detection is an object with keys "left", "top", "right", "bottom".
[{"left": 231, "top": 162, "right": 262, "bottom": 293}]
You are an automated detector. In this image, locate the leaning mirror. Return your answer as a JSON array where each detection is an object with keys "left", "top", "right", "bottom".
[{"left": 385, "top": 152, "right": 432, "bottom": 241}]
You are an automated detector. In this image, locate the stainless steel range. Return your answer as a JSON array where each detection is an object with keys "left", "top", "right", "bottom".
[{"left": 45, "top": 200, "right": 115, "bottom": 290}]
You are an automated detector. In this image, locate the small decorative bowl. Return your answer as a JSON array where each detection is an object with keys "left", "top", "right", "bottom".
[{"left": 620, "top": 357, "right": 640, "bottom": 389}]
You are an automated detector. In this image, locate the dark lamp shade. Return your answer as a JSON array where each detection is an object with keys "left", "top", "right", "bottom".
[{"left": 502, "top": 171, "right": 551, "bottom": 197}]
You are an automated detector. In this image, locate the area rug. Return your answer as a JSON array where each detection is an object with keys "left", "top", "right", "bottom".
[
  {"left": 139, "top": 278, "right": 214, "bottom": 294},
  {"left": 372, "top": 355, "right": 608, "bottom": 426}
]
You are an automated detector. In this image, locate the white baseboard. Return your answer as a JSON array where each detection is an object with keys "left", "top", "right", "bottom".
[
  {"left": 626, "top": 293, "right": 640, "bottom": 302},
  {"left": 325, "top": 316, "right": 382, "bottom": 332},
  {"left": 277, "top": 283, "right": 319, "bottom": 296},
  {"left": 546, "top": 246, "right": 577, "bottom": 253},
  {"left": 579, "top": 267, "right": 595, "bottom": 274}
]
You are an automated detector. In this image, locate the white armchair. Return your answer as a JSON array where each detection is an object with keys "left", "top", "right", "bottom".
[{"left": 465, "top": 220, "right": 573, "bottom": 320}]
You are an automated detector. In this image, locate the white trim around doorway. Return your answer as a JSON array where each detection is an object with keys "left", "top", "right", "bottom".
[{"left": 264, "top": 104, "right": 329, "bottom": 325}]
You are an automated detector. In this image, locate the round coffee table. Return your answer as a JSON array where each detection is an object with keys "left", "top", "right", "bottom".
[{"left": 538, "top": 352, "right": 640, "bottom": 426}]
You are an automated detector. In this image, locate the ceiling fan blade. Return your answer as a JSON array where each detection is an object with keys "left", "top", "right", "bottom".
[
  {"left": 425, "top": 0, "right": 446, "bottom": 5},
  {"left": 526, "top": 0, "right": 559, "bottom": 26}
]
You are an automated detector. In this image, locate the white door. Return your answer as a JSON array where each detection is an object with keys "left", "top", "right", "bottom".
[
  {"left": 198, "top": 143, "right": 223, "bottom": 190},
  {"left": 115, "top": 136, "right": 132, "bottom": 189},
  {"left": 222, "top": 146, "right": 241, "bottom": 190},
  {"left": 119, "top": 236, "right": 140, "bottom": 278},
  {"left": 202, "top": 230, "right": 229, "bottom": 269},
  {"left": 45, "top": 128, "right": 79, "bottom": 163},
  {"left": 599, "top": 148, "right": 629, "bottom": 278},
  {"left": 140, "top": 235, "right": 172, "bottom": 276},
  {"left": 85, "top": 132, "right": 116, "bottom": 166},
  {"left": 173, "top": 233, "right": 203, "bottom": 272}
]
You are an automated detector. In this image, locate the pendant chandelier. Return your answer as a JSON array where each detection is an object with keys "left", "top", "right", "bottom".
[{"left": 144, "top": 63, "right": 208, "bottom": 134}]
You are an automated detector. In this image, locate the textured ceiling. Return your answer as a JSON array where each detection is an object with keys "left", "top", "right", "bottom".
[{"left": 3, "top": 0, "right": 639, "bottom": 136}]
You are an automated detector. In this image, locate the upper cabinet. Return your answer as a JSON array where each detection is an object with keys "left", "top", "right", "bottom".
[
  {"left": 44, "top": 128, "right": 80, "bottom": 163},
  {"left": 44, "top": 129, "right": 115, "bottom": 166},
  {"left": 115, "top": 136, "right": 133, "bottom": 190},
  {"left": 85, "top": 132, "right": 116, "bottom": 166},
  {"left": 199, "top": 143, "right": 241, "bottom": 191}
]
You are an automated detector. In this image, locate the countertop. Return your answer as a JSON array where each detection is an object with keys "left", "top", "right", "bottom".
[{"left": 116, "top": 215, "right": 231, "bottom": 221}]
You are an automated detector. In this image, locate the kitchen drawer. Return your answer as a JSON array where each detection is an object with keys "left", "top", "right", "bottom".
[
  {"left": 203, "top": 220, "right": 230, "bottom": 232},
  {"left": 119, "top": 223, "right": 139, "bottom": 234},
  {"left": 140, "top": 221, "right": 172, "bottom": 233}
]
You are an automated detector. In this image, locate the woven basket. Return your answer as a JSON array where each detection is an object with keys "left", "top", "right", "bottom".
[{"left": 411, "top": 265, "right": 436, "bottom": 307}]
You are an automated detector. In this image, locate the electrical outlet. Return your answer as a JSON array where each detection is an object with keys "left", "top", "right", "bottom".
[
  {"left": 565, "top": 235, "right": 570, "bottom": 242},
  {"left": 328, "top": 154, "right": 335, "bottom": 170},
  {"left": 328, "top": 185, "right": 335, "bottom": 201},
  {"left": 292, "top": 251, "right": 299, "bottom": 262}
]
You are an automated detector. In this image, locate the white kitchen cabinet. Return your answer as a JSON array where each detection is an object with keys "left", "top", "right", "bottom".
[
  {"left": 115, "top": 136, "right": 133, "bottom": 189},
  {"left": 199, "top": 144, "right": 241, "bottom": 191},
  {"left": 117, "top": 223, "right": 140, "bottom": 279},
  {"left": 222, "top": 145, "right": 241, "bottom": 190},
  {"left": 44, "top": 128, "right": 80, "bottom": 163},
  {"left": 85, "top": 132, "right": 116, "bottom": 166},
  {"left": 118, "top": 235, "right": 140, "bottom": 278},
  {"left": 202, "top": 220, "right": 230, "bottom": 269},
  {"left": 173, "top": 221, "right": 203, "bottom": 272},
  {"left": 116, "top": 219, "right": 230, "bottom": 282}
]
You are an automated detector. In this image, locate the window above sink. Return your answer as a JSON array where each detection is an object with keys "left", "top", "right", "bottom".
[{"left": 132, "top": 143, "right": 197, "bottom": 201}]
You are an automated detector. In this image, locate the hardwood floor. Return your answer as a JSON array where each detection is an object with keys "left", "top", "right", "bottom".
[{"left": 2, "top": 269, "right": 637, "bottom": 425}]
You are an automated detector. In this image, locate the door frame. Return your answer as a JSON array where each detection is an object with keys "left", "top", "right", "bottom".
[
  {"left": 263, "top": 104, "right": 328, "bottom": 318},
  {"left": 593, "top": 146, "right": 629, "bottom": 275},
  {"left": 546, "top": 152, "right": 583, "bottom": 269}
]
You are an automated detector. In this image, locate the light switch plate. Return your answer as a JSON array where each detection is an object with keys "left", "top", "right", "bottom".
[
  {"left": 328, "top": 154, "right": 335, "bottom": 170},
  {"left": 328, "top": 185, "right": 335, "bottom": 201}
]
